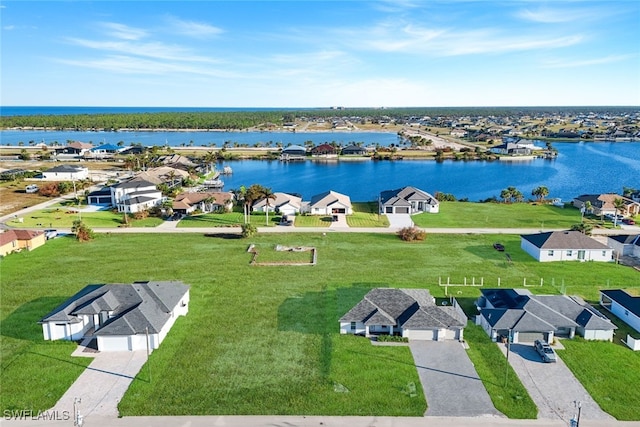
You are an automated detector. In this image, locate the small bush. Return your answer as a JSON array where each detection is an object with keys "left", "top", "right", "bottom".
[
  {"left": 241, "top": 223, "right": 257, "bottom": 238},
  {"left": 398, "top": 227, "right": 426, "bottom": 242}
]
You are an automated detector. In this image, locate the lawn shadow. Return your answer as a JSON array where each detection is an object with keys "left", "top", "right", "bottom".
[
  {"left": 1, "top": 297, "right": 68, "bottom": 341},
  {"left": 277, "top": 284, "right": 378, "bottom": 380},
  {"left": 204, "top": 233, "right": 242, "bottom": 239}
]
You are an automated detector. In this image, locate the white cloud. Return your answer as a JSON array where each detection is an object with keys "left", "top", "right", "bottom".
[
  {"left": 165, "top": 16, "right": 224, "bottom": 38},
  {"left": 99, "top": 22, "right": 148, "bottom": 40},
  {"left": 541, "top": 54, "right": 636, "bottom": 69}
]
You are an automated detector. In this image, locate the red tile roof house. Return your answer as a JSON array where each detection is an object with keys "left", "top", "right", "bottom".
[
  {"left": 520, "top": 230, "right": 613, "bottom": 262},
  {"left": 0, "top": 229, "right": 46, "bottom": 256},
  {"left": 310, "top": 143, "right": 338, "bottom": 157}
]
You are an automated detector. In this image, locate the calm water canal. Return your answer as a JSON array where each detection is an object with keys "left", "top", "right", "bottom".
[{"left": 1, "top": 129, "right": 638, "bottom": 201}]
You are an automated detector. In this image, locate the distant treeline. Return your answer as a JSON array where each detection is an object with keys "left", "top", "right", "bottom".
[{"left": 1, "top": 106, "right": 636, "bottom": 131}]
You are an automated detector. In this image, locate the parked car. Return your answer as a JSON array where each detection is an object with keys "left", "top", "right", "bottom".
[
  {"left": 534, "top": 339, "right": 557, "bottom": 363},
  {"left": 622, "top": 218, "right": 636, "bottom": 225},
  {"left": 44, "top": 229, "right": 58, "bottom": 240},
  {"left": 25, "top": 184, "right": 39, "bottom": 193},
  {"left": 493, "top": 243, "right": 505, "bottom": 251}
]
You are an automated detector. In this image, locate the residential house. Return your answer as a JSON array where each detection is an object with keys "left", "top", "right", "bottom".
[
  {"left": 138, "top": 166, "right": 190, "bottom": 188},
  {"left": 280, "top": 145, "right": 307, "bottom": 161},
  {"left": 379, "top": 186, "right": 439, "bottom": 215},
  {"left": 54, "top": 141, "right": 93, "bottom": 156},
  {"left": 39, "top": 281, "right": 190, "bottom": 352},
  {"left": 310, "top": 144, "right": 338, "bottom": 157},
  {"left": 520, "top": 230, "right": 613, "bottom": 262},
  {"left": 607, "top": 234, "right": 640, "bottom": 258},
  {"left": 42, "top": 165, "right": 89, "bottom": 181},
  {"left": 341, "top": 145, "right": 368, "bottom": 156},
  {"left": 252, "top": 192, "right": 302, "bottom": 216},
  {"left": 450, "top": 129, "right": 468, "bottom": 138},
  {"left": 489, "top": 142, "right": 534, "bottom": 156},
  {"left": 173, "top": 191, "right": 234, "bottom": 215},
  {"left": 476, "top": 288, "right": 616, "bottom": 343},
  {"left": 0, "top": 230, "right": 46, "bottom": 256},
  {"left": 600, "top": 290, "right": 640, "bottom": 333},
  {"left": 86, "top": 187, "right": 113, "bottom": 206},
  {"left": 305, "top": 190, "right": 352, "bottom": 215},
  {"left": 154, "top": 154, "right": 198, "bottom": 172},
  {"left": 87, "top": 144, "right": 121, "bottom": 159},
  {"left": 572, "top": 194, "right": 640, "bottom": 217},
  {"left": 340, "top": 288, "right": 466, "bottom": 341},
  {"left": 110, "top": 178, "right": 164, "bottom": 213}
]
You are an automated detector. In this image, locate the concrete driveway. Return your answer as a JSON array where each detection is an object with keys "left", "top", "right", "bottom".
[
  {"left": 49, "top": 345, "right": 148, "bottom": 418},
  {"left": 387, "top": 213, "right": 414, "bottom": 228},
  {"left": 498, "top": 342, "right": 614, "bottom": 422},
  {"left": 410, "top": 341, "right": 504, "bottom": 417}
]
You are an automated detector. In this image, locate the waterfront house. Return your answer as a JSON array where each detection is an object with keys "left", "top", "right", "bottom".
[
  {"left": 39, "top": 281, "right": 190, "bottom": 352},
  {"left": 600, "top": 290, "right": 640, "bottom": 334},
  {"left": 572, "top": 194, "right": 640, "bottom": 217},
  {"left": 280, "top": 145, "right": 307, "bottom": 161},
  {"left": 341, "top": 145, "right": 368, "bottom": 156},
  {"left": 42, "top": 165, "right": 89, "bottom": 181},
  {"left": 340, "top": 288, "right": 466, "bottom": 341},
  {"left": 520, "top": 230, "right": 613, "bottom": 262},
  {"left": 475, "top": 288, "right": 616, "bottom": 343},
  {"left": 54, "top": 141, "right": 93, "bottom": 156},
  {"left": 110, "top": 178, "right": 164, "bottom": 214},
  {"left": 173, "top": 191, "right": 234, "bottom": 215},
  {"left": 310, "top": 144, "right": 337, "bottom": 157},
  {"left": 252, "top": 192, "right": 302, "bottom": 216},
  {"left": 306, "top": 190, "right": 352, "bottom": 215},
  {"left": 0, "top": 229, "right": 46, "bottom": 256},
  {"left": 379, "top": 186, "right": 439, "bottom": 215}
]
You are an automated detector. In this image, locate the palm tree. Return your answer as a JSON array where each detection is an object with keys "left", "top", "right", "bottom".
[
  {"left": 260, "top": 187, "right": 276, "bottom": 226},
  {"left": 613, "top": 198, "right": 626, "bottom": 227},
  {"left": 532, "top": 186, "right": 549, "bottom": 202},
  {"left": 581, "top": 200, "right": 592, "bottom": 222}
]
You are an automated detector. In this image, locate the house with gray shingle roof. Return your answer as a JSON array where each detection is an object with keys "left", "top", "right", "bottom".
[
  {"left": 339, "top": 288, "right": 466, "bottom": 341},
  {"left": 306, "top": 190, "right": 352, "bottom": 215},
  {"left": 476, "top": 289, "right": 616, "bottom": 343},
  {"left": 379, "top": 186, "right": 439, "bottom": 215},
  {"left": 40, "top": 281, "right": 190, "bottom": 352},
  {"left": 520, "top": 230, "right": 613, "bottom": 262},
  {"left": 607, "top": 234, "right": 640, "bottom": 257}
]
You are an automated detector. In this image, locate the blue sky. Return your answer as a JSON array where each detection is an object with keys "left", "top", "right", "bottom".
[{"left": 2, "top": 1, "right": 639, "bottom": 107}]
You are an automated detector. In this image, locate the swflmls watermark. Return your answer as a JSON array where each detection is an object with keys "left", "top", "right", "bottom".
[{"left": 3, "top": 409, "right": 71, "bottom": 421}]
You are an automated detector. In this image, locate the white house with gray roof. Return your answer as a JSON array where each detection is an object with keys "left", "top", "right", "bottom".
[
  {"left": 42, "top": 165, "right": 89, "bottom": 181},
  {"left": 520, "top": 230, "right": 613, "bottom": 262},
  {"left": 340, "top": 288, "right": 466, "bottom": 341},
  {"left": 40, "top": 281, "right": 190, "bottom": 352},
  {"left": 476, "top": 288, "right": 616, "bottom": 343},
  {"left": 600, "top": 289, "right": 640, "bottom": 334},
  {"left": 110, "top": 178, "right": 164, "bottom": 213},
  {"left": 379, "top": 186, "right": 439, "bottom": 214},
  {"left": 306, "top": 190, "right": 353, "bottom": 215}
]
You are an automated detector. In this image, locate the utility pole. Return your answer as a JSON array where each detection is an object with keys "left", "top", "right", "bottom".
[
  {"left": 145, "top": 326, "right": 151, "bottom": 383},
  {"left": 504, "top": 328, "right": 512, "bottom": 387}
]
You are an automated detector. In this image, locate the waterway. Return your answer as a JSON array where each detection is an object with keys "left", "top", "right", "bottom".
[{"left": 0, "top": 129, "right": 638, "bottom": 202}]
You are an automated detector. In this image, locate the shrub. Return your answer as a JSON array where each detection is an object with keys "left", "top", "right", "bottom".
[
  {"left": 38, "top": 182, "right": 60, "bottom": 197},
  {"left": 377, "top": 335, "right": 408, "bottom": 343},
  {"left": 398, "top": 226, "right": 426, "bottom": 242},
  {"left": 133, "top": 210, "right": 149, "bottom": 220},
  {"left": 241, "top": 223, "right": 257, "bottom": 238},
  {"left": 71, "top": 219, "right": 95, "bottom": 242}
]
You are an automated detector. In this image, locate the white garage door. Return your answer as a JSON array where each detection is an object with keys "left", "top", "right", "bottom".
[
  {"left": 98, "top": 336, "right": 131, "bottom": 351},
  {"left": 408, "top": 329, "right": 435, "bottom": 340}
]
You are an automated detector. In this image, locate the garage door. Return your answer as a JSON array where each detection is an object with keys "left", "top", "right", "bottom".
[
  {"left": 407, "top": 329, "right": 435, "bottom": 340},
  {"left": 395, "top": 207, "right": 410, "bottom": 214},
  {"left": 517, "top": 332, "right": 546, "bottom": 343}
]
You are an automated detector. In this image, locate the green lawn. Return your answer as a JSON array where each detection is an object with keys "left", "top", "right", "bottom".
[
  {"left": 348, "top": 202, "right": 389, "bottom": 228},
  {"left": 293, "top": 215, "right": 332, "bottom": 227},
  {"left": 2, "top": 233, "right": 639, "bottom": 418},
  {"left": 10, "top": 207, "right": 162, "bottom": 228},
  {"left": 177, "top": 211, "right": 281, "bottom": 227},
  {"left": 412, "top": 202, "right": 581, "bottom": 228}
]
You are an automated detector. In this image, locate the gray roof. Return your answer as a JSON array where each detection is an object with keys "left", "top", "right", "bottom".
[
  {"left": 113, "top": 178, "right": 157, "bottom": 190},
  {"left": 608, "top": 234, "right": 640, "bottom": 245},
  {"left": 380, "top": 186, "right": 437, "bottom": 206},
  {"left": 45, "top": 165, "right": 87, "bottom": 173},
  {"left": 340, "top": 288, "right": 464, "bottom": 330},
  {"left": 521, "top": 231, "right": 610, "bottom": 250},
  {"left": 40, "top": 281, "right": 189, "bottom": 335},
  {"left": 479, "top": 288, "right": 616, "bottom": 333}
]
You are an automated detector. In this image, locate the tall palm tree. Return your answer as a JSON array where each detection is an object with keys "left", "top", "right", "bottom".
[
  {"left": 532, "top": 186, "right": 549, "bottom": 202},
  {"left": 613, "top": 198, "right": 626, "bottom": 227},
  {"left": 261, "top": 187, "right": 276, "bottom": 226}
]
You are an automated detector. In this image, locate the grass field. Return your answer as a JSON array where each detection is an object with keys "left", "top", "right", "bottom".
[
  {"left": 2, "top": 232, "right": 639, "bottom": 418},
  {"left": 347, "top": 202, "right": 389, "bottom": 227},
  {"left": 10, "top": 206, "right": 163, "bottom": 228},
  {"left": 412, "top": 201, "right": 581, "bottom": 228}
]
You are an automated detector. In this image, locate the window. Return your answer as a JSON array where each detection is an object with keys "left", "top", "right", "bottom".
[
  {"left": 625, "top": 310, "right": 629, "bottom": 316},
  {"left": 602, "top": 251, "right": 607, "bottom": 257},
  {"left": 567, "top": 250, "right": 573, "bottom": 256},
  {"left": 548, "top": 250, "right": 554, "bottom": 256},
  {"left": 350, "top": 322, "right": 356, "bottom": 331}
]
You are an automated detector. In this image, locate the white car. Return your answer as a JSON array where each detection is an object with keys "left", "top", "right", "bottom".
[{"left": 25, "top": 184, "right": 39, "bottom": 193}]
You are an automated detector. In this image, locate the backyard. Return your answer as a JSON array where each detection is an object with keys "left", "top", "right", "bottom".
[{"left": 1, "top": 232, "right": 639, "bottom": 419}]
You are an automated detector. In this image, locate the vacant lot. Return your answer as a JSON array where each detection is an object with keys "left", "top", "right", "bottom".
[{"left": 1, "top": 233, "right": 638, "bottom": 418}]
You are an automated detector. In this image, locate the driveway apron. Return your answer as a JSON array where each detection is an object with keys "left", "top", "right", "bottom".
[
  {"left": 387, "top": 213, "right": 414, "bottom": 228},
  {"left": 498, "top": 343, "right": 614, "bottom": 422},
  {"left": 49, "top": 348, "right": 148, "bottom": 418},
  {"left": 410, "top": 341, "right": 504, "bottom": 417}
]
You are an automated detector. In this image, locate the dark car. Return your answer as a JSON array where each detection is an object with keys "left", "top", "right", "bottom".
[
  {"left": 534, "top": 339, "right": 557, "bottom": 363},
  {"left": 493, "top": 243, "right": 505, "bottom": 251},
  {"left": 622, "top": 218, "right": 636, "bottom": 225}
]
